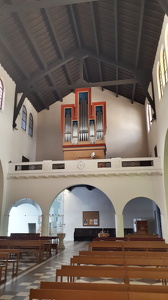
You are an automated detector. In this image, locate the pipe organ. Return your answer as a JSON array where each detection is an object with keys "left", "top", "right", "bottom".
[{"left": 61, "top": 88, "right": 106, "bottom": 160}]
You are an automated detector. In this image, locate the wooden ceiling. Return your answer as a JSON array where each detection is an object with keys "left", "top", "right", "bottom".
[{"left": 0, "top": 0, "right": 167, "bottom": 127}]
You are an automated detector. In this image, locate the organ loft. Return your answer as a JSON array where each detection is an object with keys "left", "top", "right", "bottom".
[{"left": 61, "top": 88, "right": 106, "bottom": 160}]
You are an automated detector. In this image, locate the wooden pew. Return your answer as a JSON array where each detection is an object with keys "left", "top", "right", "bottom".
[
  {"left": 56, "top": 265, "right": 126, "bottom": 283},
  {"left": 93, "top": 236, "right": 164, "bottom": 241},
  {"left": 40, "top": 281, "right": 128, "bottom": 291},
  {"left": 79, "top": 250, "right": 168, "bottom": 258},
  {"left": 0, "top": 253, "right": 9, "bottom": 283},
  {"left": 88, "top": 240, "right": 123, "bottom": 251},
  {"left": 79, "top": 250, "right": 124, "bottom": 256},
  {"left": 123, "top": 240, "right": 167, "bottom": 251},
  {"left": 88, "top": 240, "right": 168, "bottom": 252},
  {"left": 128, "top": 292, "right": 168, "bottom": 300},
  {"left": 9, "top": 234, "right": 58, "bottom": 254},
  {"left": 29, "top": 288, "right": 168, "bottom": 300},
  {"left": 29, "top": 288, "right": 128, "bottom": 300},
  {"left": 0, "top": 239, "right": 51, "bottom": 263},
  {"left": 0, "top": 250, "right": 19, "bottom": 277},
  {"left": 40, "top": 281, "right": 168, "bottom": 293},
  {"left": 70, "top": 255, "right": 168, "bottom": 268},
  {"left": 56, "top": 264, "right": 168, "bottom": 285}
]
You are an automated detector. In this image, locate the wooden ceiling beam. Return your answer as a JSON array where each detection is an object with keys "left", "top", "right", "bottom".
[
  {"left": 157, "top": 0, "right": 168, "bottom": 15},
  {"left": 131, "top": 0, "right": 145, "bottom": 103},
  {"left": 26, "top": 78, "right": 140, "bottom": 93},
  {"left": 0, "top": 0, "right": 98, "bottom": 13}
]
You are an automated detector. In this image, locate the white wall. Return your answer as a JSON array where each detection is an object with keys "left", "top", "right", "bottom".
[
  {"left": 0, "top": 64, "right": 38, "bottom": 232},
  {"left": 63, "top": 187, "right": 115, "bottom": 240},
  {"left": 8, "top": 203, "right": 39, "bottom": 235},
  {"left": 0, "top": 64, "right": 38, "bottom": 165},
  {"left": 6, "top": 187, "right": 158, "bottom": 241},
  {"left": 36, "top": 87, "right": 149, "bottom": 161},
  {"left": 123, "top": 197, "right": 156, "bottom": 234},
  {"left": 63, "top": 189, "right": 157, "bottom": 241},
  {"left": 146, "top": 15, "right": 168, "bottom": 221},
  {"left": 147, "top": 15, "right": 168, "bottom": 165}
]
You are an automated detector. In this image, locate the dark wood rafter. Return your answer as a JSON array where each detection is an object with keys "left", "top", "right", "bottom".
[
  {"left": 0, "top": 0, "right": 98, "bottom": 13},
  {"left": 16, "top": 48, "right": 150, "bottom": 94},
  {"left": 90, "top": 2, "right": 103, "bottom": 82},
  {"left": 0, "top": 2, "right": 48, "bottom": 108},
  {"left": 114, "top": 0, "right": 119, "bottom": 97},
  {"left": 131, "top": 0, "right": 145, "bottom": 104},
  {"left": 157, "top": 0, "right": 168, "bottom": 15},
  {"left": 69, "top": 5, "right": 89, "bottom": 82},
  {"left": 27, "top": 78, "right": 140, "bottom": 93},
  {"left": 16, "top": 49, "right": 88, "bottom": 92},
  {"left": 79, "top": 59, "right": 84, "bottom": 80},
  {"left": 43, "top": 8, "right": 73, "bottom": 87},
  {"left": 13, "top": 89, "right": 26, "bottom": 129},
  {"left": 0, "top": 32, "right": 29, "bottom": 80},
  {"left": 18, "top": 6, "right": 63, "bottom": 101},
  {"left": 0, "top": 12, "right": 49, "bottom": 110},
  {"left": 86, "top": 51, "right": 151, "bottom": 82},
  {"left": 0, "top": 0, "right": 165, "bottom": 112}
]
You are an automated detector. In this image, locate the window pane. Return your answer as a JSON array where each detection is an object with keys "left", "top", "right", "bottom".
[
  {"left": 0, "top": 79, "right": 4, "bottom": 110},
  {"left": 21, "top": 105, "right": 27, "bottom": 131},
  {"left": 28, "top": 113, "right": 33, "bottom": 137}
]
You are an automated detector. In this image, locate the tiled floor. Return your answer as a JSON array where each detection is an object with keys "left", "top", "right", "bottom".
[
  {"left": 0, "top": 241, "right": 164, "bottom": 300},
  {"left": 0, "top": 241, "right": 88, "bottom": 300}
]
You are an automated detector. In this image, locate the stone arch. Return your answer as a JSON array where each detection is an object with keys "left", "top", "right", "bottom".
[
  {"left": 122, "top": 197, "right": 162, "bottom": 236},
  {"left": 49, "top": 184, "right": 115, "bottom": 241},
  {"left": 7, "top": 198, "right": 42, "bottom": 235}
]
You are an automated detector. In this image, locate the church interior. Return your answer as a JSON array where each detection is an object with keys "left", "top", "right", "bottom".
[{"left": 0, "top": 0, "right": 168, "bottom": 299}]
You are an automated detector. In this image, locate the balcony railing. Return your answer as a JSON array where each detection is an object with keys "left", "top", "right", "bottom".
[{"left": 7, "top": 157, "right": 162, "bottom": 178}]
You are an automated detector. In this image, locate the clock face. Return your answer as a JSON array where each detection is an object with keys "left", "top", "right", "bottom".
[{"left": 77, "top": 161, "right": 85, "bottom": 170}]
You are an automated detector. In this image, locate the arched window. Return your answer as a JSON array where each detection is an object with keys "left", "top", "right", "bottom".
[
  {"left": 146, "top": 102, "right": 152, "bottom": 132},
  {"left": 21, "top": 105, "right": 27, "bottom": 131},
  {"left": 28, "top": 113, "right": 33, "bottom": 137},
  {"left": 163, "top": 48, "right": 168, "bottom": 84},
  {"left": 165, "top": 23, "right": 168, "bottom": 62},
  {"left": 0, "top": 79, "right": 4, "bottom": 110},
  {"left": 157, "top": 62, "right": 163, "bottom": 99}
]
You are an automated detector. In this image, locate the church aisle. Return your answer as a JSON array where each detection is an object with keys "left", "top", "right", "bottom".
[{"left": 0, "top": 241, "right": 88, "bottom": 300}]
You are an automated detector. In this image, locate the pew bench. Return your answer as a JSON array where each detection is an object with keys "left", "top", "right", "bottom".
[
  {"left": 0, "top": 239, "right": 51, "bottom": 263},
  {"left": 56, "top": 264, "right": 168, "bottom": 285},
  {"left": 29, "top": 288, "right": 168, "bottom": 300},
  {"left": 79, "top": 250, "right": 168, "bottom": 261},
  {"left": 40, "top": 281, "right": 168, "bottom": 293},
  {"left": 29, "top": 288, "right": 128, "bottom": 300},
  {"left": 0, "top": 250, "right": 19, "bottom": 277},
  {"left": 70, "top": 255, "right": 168, "bottom": 268},
  {"left": 88, "top": 240, "right": 168, "bottom": 252}
]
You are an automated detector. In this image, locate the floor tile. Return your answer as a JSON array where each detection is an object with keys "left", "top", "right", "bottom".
[{"left": 15, "top": 293, "right": 29, "bottom": 297}]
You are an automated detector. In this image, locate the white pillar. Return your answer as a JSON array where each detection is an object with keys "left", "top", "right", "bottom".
[
  {"left": 160, "top": 213, "right": 168, "bottom": 243},
  {"left": 1, "top": 214, "right": 9, "bottom": 236},
  {"left": 41, "top": 214, "right": 49, "bottom": 236},
  {"left": 115, "top": 213, "right": 124, "bottom": 237}
]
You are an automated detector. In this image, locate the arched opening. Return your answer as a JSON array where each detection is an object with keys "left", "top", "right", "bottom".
[
  {"left": 49, "top": 185, "right": 115, "bottom": 241},
  {"left": 8, "top": 198, "right": 42, "bottom": 236},
  {"left": 123, "top": 197, "right": 162, "bottom": 237}
]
